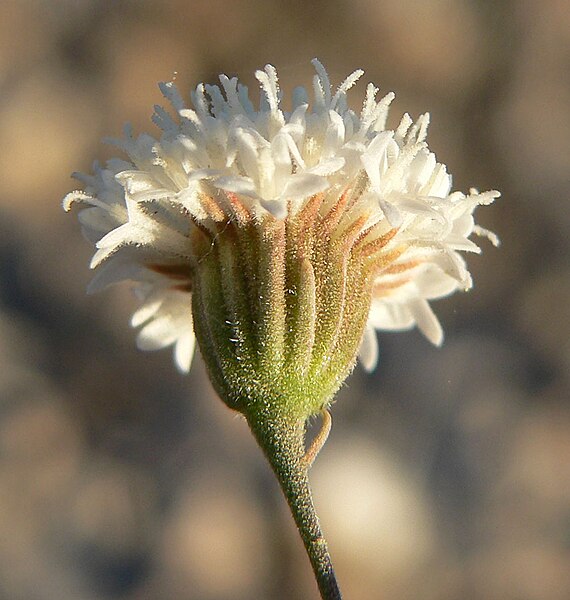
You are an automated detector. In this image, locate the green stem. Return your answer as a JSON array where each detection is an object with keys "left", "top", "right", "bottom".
[{"left": 247, "top": 412, "right": 342, "bottom": 600}]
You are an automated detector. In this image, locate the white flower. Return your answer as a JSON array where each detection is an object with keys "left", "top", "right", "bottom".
[{"left": 64, "top": 59, "right": 498, "bottom": 374}]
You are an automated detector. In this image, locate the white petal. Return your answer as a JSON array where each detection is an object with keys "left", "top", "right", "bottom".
[
  {"left": 308, "top": 156, "right": 345, "bottom": 176},
  {"left": 412, "top": 267, "right": 459, "bottom": 300},
  {"left": 280, "top": 173, "right": 328, "bottom": 202},
  {"left": 136, "top": 315, "right": 179, "bottom": 350},
  {"left": 444, "top": 236, "right": 482, "bottom": 253},
  {"left": 255, "top": 64, "right": 281, "bottom": 114},
  {"left": 377, "top": 198, "right": 403, "bottom": 227},
  {"left": 87, "top": 260, "right": 144, "bottom": 294},
  {"left": 331, "top": 69, "right": 364, "bottom": 109},
  {"left": 214, "top": 175, "right": 258, "bottom": 197},
  {"left": 234, "top": 128, "right": 264, "bottom": 181},
  {"left": 174, "top": 332, "right": 196, "bottom": 373},
  {"left": 429, "top": 250, "right": 470, "bottom": 286},
  {"left": 78, "top": 207, "right": 124, "bottom": 239},
  {"left": 131, "top": 297, "right": 164, "bottom": 327},
  {"left": 322, "top": 110, "right": 346, "bottom": 157},
  {"left": 358, "top": 324, "right": 379, "bottom": 372},
  {"left": 63, "top": 190, "right": 94, "bottom": 211},
  {"left": 409, "top": 299, "right": 443, "bottom": 345},
  {"left": 473, "top": 225, "right": 500, "bottom": 247},
  {"left": 256, "top": 199, "right": 285, "bottom": 218},
  {"left": 173, "top": 186, "right": 208, "bottom": 221},
  {"left": 187, "top": 168, "right": 219, "bottom": 182},
  {"left": 392, "top": 194, "right": 447, "bottom": 223},
  {"left": 361, "top": 131, "right": 394, "bottom": 189},
  {"left": 368, "top": 301, "right": 415, "bottom": 330},
  {"left": 423, "top": 163, "right": 452, "bottom": 198}
]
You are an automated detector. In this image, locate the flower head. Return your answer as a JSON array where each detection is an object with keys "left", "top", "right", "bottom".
[{"left": 65, "top": 59, "right": 498, "bottom": 416}]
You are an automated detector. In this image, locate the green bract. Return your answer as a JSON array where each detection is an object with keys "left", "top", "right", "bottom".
[{"left": 190, "top": 192, "right": 395, "bottom": 424}]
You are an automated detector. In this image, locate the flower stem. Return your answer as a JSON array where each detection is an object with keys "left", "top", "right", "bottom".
[{"left": 247, "top": 411, "right": 342, "bottom": 600}]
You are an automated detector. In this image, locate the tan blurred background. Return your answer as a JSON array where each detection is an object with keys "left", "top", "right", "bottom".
[{"left": 0, "top": 0, "right": 569, "bottom": 598}]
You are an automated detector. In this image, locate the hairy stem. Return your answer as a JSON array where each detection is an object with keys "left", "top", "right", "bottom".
[{"left": 247, "top": 412, "right": 342, "bottom": 600}]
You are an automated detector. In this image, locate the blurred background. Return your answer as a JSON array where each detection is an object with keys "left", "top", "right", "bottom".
[{"left": 0, "top": 0, "right": 569, "bottom": 598}]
